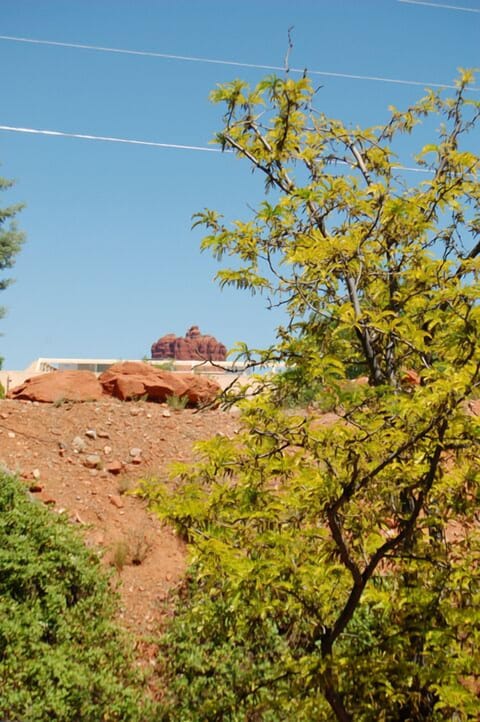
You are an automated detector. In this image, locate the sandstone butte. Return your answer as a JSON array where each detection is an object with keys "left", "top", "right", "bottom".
[
  {"left": 151, "top": 325, "right": 227, "bottom": 361},
  {"left": 7, "top": 362, "right": 221, "bottom": 406}
]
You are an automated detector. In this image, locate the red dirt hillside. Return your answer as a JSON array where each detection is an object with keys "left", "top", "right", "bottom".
[{"left": 0, "top": 394, "right": 239, "bottom": 642}]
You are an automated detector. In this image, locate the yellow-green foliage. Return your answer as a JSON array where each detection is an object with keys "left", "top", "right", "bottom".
[{"left": 153, "top": 71, "right": 480, "bottom": 721}]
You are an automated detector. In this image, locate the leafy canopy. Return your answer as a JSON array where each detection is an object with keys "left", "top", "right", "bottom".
[{"left": 152, "top": 71, "right": 480, "bottom": 721}]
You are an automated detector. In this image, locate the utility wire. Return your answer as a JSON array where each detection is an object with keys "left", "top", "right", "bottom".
[
  {"left": 0, "top": 34, "right": 477, "bottom": 92},
  {"left": 0, "top": 123, "right": 432, "bottom": 173},
  {"left": 0, "top": 125, "right": 222, "bottom": 153},
  {"left": 398, "top": 0, "right": 480, "bottom": 12}
]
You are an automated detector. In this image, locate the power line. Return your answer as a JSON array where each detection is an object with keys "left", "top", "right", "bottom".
[
  {"left": 0, "top": 34, "right": 476, "bottom": 92},
  {"left": 0, "top": 123, "right": 432, "bottom": 173},
  {"left": 398, "top": 0, "right": 480, "bottom": 12},
  {"left": 0, "top": 125, "right": 222, "bottom": 152}
]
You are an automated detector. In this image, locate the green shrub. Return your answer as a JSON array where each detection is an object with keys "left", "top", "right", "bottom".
[
  {"left": 0, "top": 380, "right": 5, "bottom": 399},
  {"left": 166, "top": 393, "right": 188, "bottom": 410},
  {"left": 0, "top": 470, "right": 155, "bottom": 721}
]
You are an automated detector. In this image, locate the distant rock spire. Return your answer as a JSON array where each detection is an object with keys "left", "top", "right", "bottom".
[{"left": 151, "top": 326, "right": 227, "bottom": 361}]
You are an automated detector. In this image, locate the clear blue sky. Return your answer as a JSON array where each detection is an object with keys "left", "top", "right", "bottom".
[{"left": 1, "top": 0, "right": 479, "bottom": 369}]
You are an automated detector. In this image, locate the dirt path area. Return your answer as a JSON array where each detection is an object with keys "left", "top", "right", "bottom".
[{"left": 0, "top": 398, "right": 238, "bottom": 647}]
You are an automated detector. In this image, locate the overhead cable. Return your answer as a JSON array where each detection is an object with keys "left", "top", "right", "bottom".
[
  {"left": 0, "top": 125, "right": 223, "bottom": 152},
  {"left": 0, "top": 34, "right": 477, "bottom": 92},
  {"left": 0, "top": 124, "right": 432, "bottom": 173},
  {"left": 398, "top": 0, "right": 480, "bottom": 12}
]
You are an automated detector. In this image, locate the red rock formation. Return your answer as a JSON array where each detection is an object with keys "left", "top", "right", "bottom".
[
  {"left": 7, "top": 371, "right": 105, "bottom": 403},
  {"left": 99, "top": 362, "right": 189, "bottom": 402},
  {"left": 99, "top": 361, "right": 220, "bottom": 406},
  {"left": 151, "top": 326, "right": 227, "bottom": 361},
  {"left": 8, "top": 363, "right": 221, "bottom": 407}
]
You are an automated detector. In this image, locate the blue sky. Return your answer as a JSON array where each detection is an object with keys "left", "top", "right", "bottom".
[{"left": 0, "top": 0, "right": 479, "bottom": 369}]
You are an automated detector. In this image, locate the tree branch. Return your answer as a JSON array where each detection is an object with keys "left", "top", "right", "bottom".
[{"left": 327, "top": 419, "right": 448, "bottom": 647}]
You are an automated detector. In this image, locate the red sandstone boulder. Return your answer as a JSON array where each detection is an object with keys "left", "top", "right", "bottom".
[
  {"left": 143, "top": 373, "right": 189, "bottom": 402},
  {"left": 177, "top": 374, "right": 222, "bottom": 406},
  {"left": 151, "top": 325, "right": 227, "bottom": 361},
  {"left": 99, "top": 361, "right": 160, "bottom": 400},
  {"left": 99, "top": 362, "right": 220, "bottom": 406},
  {"left": 7, "top": 371, "right": 104, "bottom": 403}
]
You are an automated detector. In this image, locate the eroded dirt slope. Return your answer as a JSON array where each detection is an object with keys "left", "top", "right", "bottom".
[{"left": 0, "top": 398, "right": 238, "bottom": 642}]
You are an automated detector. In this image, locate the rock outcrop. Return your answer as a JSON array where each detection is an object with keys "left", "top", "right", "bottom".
[
  {"left": 99, "top": 361, "right": 220, "bottom": 406},
  {"left": 7, "top": 362, "right": 221, "bottom": 407},
  {"left": 151, "top": 326, "right": 227, "bottom": 361},
  {"left": 99, "top": 362, "right": 189, "bottom": 402},
  {"left": 7, "top": 371, "right": 105, "bottom": 403}
]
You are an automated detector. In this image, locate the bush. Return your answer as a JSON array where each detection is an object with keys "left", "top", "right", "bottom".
[{"left": 0, "top": 470, "right": 154, "bottom": 721}]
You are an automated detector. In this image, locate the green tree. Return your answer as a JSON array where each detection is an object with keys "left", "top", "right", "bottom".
[
  {"left": 1, "top": 173, "right": 26, "bottom": 322},
  {"left": 0, "top": 470, "right": 154, "bottom": 721},
  {"left": 152, "top": 71, "right": 480, "bottom": 720}
]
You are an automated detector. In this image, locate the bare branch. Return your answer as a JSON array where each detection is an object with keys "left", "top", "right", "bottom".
[{"left": 284, "top": 26, "right": 294, "bottom": 75}]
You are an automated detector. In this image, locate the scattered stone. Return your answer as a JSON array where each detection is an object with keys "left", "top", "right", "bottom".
[
  {"left": 162, "top": 409, "right": 171, "bottom": 418},
  {"left": 109, "top": 494, "right": 124, "bottom": 509},
  {"left": 129, "top": 447, "right": 142, "bottom": 458},
  {"left": 7, "top": 431, "right": 15, "bottom": 439},
  {"left": 29, "top": 483, "right": 44, "bottom": 493},
  {"left": 32, "top": 468, "right": 41, "bottom": 480},
  {"left": 83, "top": 454, "right": 102, "bottom": 469},
  {"left": 106, "top": 460, "right": 123, "bottom": 475},
  {"left": 72, "top": 436, "right": 87, "bottom": 453},
  {"left": 97, "top": 429, "right": 110, "bottom": 439},
  {"left": 103, "top": 445, "right": 112, "bottom": 455},
  {"left": 85, "top": 429, "right": 97, "bottom": 439}
]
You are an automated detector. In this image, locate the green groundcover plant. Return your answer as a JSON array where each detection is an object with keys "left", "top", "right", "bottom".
[
  {"left": 0, "top": 469, "right": 154, "bottom": 722},
  {"left": 147, "top": 70, "right": 480, "bottom": 720}
]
